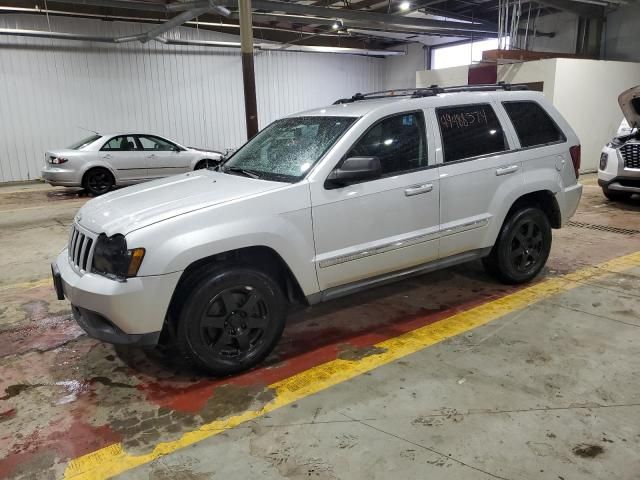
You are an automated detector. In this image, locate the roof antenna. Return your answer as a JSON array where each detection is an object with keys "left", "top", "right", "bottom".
[{"left": 77, "top": 126, "right": 101, "bottom": 135}]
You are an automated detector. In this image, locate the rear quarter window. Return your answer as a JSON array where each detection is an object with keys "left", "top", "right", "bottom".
[{"left": 502, "top": 101, "right": 566, "bottom": 148}]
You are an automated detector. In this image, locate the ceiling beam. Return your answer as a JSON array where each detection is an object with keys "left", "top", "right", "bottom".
[{"left": 535, "top": 0, "right": 605, "bottom": 17}]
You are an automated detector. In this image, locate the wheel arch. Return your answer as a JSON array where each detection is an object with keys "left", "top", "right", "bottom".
[
  {"left": 507, "top": 190, "right": 562, "bottom": 229},
  {"left": 168, "top": 245, "right": 307, "bottom": 311},
  {"left": 80, "top": 163, "right": 117, "bottom": 186},
  {"left": 191, "top": 156, "right": 222, "bottom": 171}
]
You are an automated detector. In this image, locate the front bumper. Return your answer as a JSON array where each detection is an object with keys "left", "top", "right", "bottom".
[
  {"left": 41, "top": 165, "right": 82, "bottom": 187},
  {"left": 598, "top": 177, "right": 640, "bottom": 194},
  {"left": 597, "top": 143, "right": 640, "bottom": 193},
  {"left": 54, "top": 249, "right": 182, "bottom": 345}
]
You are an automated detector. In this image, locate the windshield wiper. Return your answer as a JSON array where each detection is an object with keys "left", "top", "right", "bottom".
[{"left": 223, "top": 166, "right": 262, "bottom": 179}]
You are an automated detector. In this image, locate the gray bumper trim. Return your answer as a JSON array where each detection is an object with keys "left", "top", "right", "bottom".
[{"left": 72, "top": 305, "right": 161, "bottom": 346}]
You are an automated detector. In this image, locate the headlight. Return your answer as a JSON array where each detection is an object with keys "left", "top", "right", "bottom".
[
  {"left": 599, "top": 152, "right": 608, "bottom": 171},
  {"left": 92, "top": 233, "right": 145, "bottom": 279}
]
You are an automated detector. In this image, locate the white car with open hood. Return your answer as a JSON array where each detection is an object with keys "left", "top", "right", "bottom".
[
  {"left": 598, "top": 85, "right": 640, "bottom": 200},
  {"left": 41, "top": 133, "right": 224, "bottom": 195},
  {"left": 52, "top": 84, "right": 583, "bottom": 376}
]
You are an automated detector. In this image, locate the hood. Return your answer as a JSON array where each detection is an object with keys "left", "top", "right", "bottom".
[
  {"left": 618, "top": 85, "right": 640, "bottom": 129},
  {"left": 187, "top": 146, "right": 223, "bottom": 156},
  {"left": 76, "top": 170, "right": 283, "bottom": 236}
]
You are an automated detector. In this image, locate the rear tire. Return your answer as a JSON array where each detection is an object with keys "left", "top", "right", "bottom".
[
  {"left": 175, "top": 264, "right": 286, "bottom": 376},
  {"left": 602, "top": 188, "right": 632, "bottom": 201},
  {"left": 483, "top": 206, "right": 552, "bottom": 284},
  {"left": 83, "top": 168, "right": 114, "bottom": 196}
]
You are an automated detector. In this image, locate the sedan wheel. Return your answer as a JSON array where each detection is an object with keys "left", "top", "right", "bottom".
[
  {"left": 195, "top": 159, "right": 218, "bottom": 170},
  {"left": 84, "top": 168, "right": 114, "bottom": 196}
]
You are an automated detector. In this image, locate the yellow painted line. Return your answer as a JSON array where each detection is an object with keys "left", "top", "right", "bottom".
[
  {"left": 0, "top": 278, "right": 51, "bottom": 291},
  {"left": 64, "top": 251, "right": 640, "bottom": 479},
  {"left": 0, "top": 202, "right": 84, "bottom": 214}
]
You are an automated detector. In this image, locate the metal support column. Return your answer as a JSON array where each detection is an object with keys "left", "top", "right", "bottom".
[{"left": 239, "top": 0, "right": 259, "bottom": 139}]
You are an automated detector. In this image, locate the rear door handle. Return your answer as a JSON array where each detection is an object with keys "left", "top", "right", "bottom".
[
  {"left": 496, "top": 165, "right": 519, "bottom": 176},
  {"left": 103, "top": 154, "right": 112, "bottom": 159},
  {"left": 404, "top": 183, "right": 433, "bottom": 196}
]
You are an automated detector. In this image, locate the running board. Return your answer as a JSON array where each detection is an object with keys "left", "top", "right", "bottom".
[{"left": 306, "top": 248, "right": 492, "bottom": 305}]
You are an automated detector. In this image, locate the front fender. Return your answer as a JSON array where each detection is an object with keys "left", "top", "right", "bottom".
[{"left": 125, "top": 183, "right": 319, "bottom": 296}]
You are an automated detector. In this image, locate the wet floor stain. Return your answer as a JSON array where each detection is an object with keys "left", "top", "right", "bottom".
[
  {"left": 336, "top": 343, "right": 387, "bottom": 361},
  {"left": 109, "top": 383, "right": 276, "bottom": 454},
  {"left": 572, "top": 444, "right": 604, "bottom": 458},
  {"left": 0, "top": 383, "right": 46, "bottom": 400},
  {"left": 0, "top": 314, "right": 81, "bottom": 358}
]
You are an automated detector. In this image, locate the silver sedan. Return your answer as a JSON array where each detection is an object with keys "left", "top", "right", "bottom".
[{"left": 41, "top": 133, "right": 224, "bottom": 195}]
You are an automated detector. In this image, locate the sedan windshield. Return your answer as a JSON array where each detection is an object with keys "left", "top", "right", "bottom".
[
  {"left": 223, "top": 116, "right": 357, "bottom": 182},
  {"left": 67, "top": 134, "right": 102, "bottom": 150}
]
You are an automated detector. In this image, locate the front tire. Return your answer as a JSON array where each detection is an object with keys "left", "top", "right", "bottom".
[
  {"left": 175, "top": 265, "right": 286, "bottom": 376},
  {"left": 194, "top": 159, "right": 219, "bottom": 170},
  {"left": 483, "top": 207, "right": 552, "bottom": 284},
  {"left": 83, "top": 168, "right": 114, "bottom": 196}
]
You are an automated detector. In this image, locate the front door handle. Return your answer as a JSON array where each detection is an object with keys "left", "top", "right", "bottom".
[
  {"left": 496, "top": 165, "right": 519, "bottom": 176},
  {"left": 404, "top": 183, "right": 433, "bottom": 196}
]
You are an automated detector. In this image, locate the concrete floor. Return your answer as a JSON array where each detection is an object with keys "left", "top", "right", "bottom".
[{"left": 1, "top": 175, "right": 640, "bottom": 479}]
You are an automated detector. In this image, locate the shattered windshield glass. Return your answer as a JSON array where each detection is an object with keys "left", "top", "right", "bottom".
[{"left": 223, "top": 116, "right": 357, "bottom": 182}]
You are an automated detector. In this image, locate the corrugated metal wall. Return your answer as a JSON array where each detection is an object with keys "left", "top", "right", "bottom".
[{"left": 0, "top": 14, "right": 383, "bottom": 183}]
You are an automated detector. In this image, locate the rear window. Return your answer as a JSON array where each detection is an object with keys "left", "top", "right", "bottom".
[
  {"left": 437, "top": 104, "right": 507, "bottom": 163},
  {"left": 502, "top": 101, "right": 566, "bottom": 148},
  {"left": 67, "top": 134, "right": 101, "bottom": 150}
]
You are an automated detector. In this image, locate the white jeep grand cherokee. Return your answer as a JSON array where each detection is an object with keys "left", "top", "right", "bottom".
[{"left": 52, "top": 84, "right": 583, "bottom": 375}]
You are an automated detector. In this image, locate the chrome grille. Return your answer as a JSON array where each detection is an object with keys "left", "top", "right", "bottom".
[
  {"left": 621, "top": 143, "right": 640, "bottom": 169},
  {"left": 68, "top": 225, "right": 96, "bottom": 273}
]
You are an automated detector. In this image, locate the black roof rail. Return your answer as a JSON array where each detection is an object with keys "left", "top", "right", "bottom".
[{"left": 333, "top": 82, "right": 529, "bottom": 104}]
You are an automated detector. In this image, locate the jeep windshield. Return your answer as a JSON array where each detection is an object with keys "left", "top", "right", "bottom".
[{"left": 222, "top": 116, "right": 357, "bottom": 182}]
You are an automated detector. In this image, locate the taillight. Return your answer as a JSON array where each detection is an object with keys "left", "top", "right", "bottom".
[
  {"left": 569, "top": 145, "right": 581, "bottom": 179},
  {"left": 49, "top": 156, "right": 68, "bottom": 164}
]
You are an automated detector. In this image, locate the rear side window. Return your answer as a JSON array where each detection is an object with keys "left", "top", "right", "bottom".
[
  {"left": 348, "top": 112, "right": 427, "bottom": 175},
  {"left": 102, "top": 135, "right": 138, "bottom": 151},
  {"left": 502, "top": 101, "right": 566, "bottom": 148},
  {"left": 437, "top": 104, "right": 507, "bottom": 163}
]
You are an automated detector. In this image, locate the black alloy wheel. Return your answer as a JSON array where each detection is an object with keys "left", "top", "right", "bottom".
[
  {"left": 176, "top": 266, "right": 286, "bottom": 376},
  {"left": 483, "top": 207, "right": 552, "bottom": 284},
  {"left": 200, "top": 286, "right": 269, "bottom": 358},
  {"left": 508, "top": 219, "right": 544, "bottom": 274},
  {"left": 84, "top": 168, "right": 114, "bottom": 196}
]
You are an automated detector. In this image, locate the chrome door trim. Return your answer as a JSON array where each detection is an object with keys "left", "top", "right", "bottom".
[{"left": 317, "top": 217, "right": 489, "bottom": 269}]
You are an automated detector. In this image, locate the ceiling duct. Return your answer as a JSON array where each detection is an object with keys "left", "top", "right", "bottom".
[{"left": 0, "top": 28, "right": 405, "bottom": 56}]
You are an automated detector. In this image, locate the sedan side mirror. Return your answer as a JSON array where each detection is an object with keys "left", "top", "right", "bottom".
[{"left": 325, "top": 156, "right": 382, "bottom": 189}]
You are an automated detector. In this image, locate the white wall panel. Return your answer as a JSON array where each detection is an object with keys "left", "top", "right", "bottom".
[{"left": 0, "top": 14, "right": 383, "bottom": 182}]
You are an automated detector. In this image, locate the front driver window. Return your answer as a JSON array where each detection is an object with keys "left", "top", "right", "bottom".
[
  {"left": 347, "top": 112, "right": 428, "bottom": 176},
  {"left": 138, "top": 136, "right": 176, "bottom": 151}
]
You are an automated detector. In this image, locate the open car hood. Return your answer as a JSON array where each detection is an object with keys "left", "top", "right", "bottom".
[{"left": 619, "top": 85, "right": 640, "bottom": 129}]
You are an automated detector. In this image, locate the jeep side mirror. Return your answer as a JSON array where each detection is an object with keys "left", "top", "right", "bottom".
[{"left": 325, "top": 156, "right": 382, "bottom": 189}]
